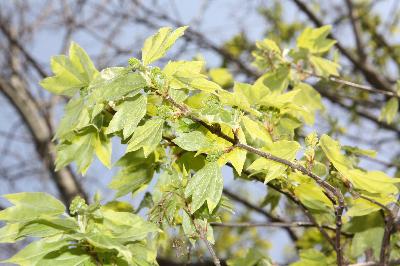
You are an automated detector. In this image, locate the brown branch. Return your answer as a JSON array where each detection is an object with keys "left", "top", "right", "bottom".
[
  {"left": 223, "top": 188, "right": 298, "bottom": 242},
  {"left": 344, "top": 0, "right": 366, "bottom": 62},
  {"left": 210, "top": 221, "right": 352, "bottom": 236}
]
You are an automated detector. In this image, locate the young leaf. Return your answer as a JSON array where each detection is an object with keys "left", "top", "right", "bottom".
[
  {"left": 320, "top": 135, "right": 400, "bottom": 195},
  {"left": 379, "top": 97, "right": 398, "bottom": 124},
  {"left": 88, "top": 67, "right": 146, "bottom": 104},
  {"left": 351, "top": 227, "right": 384, "bottom": 260},
  {"left": 310, "top": 55, "right": 339, "bottom": 77},
  {"left": 38, "top": 249, "right": 93, "bottom": 266},
  {"left": 40, "top": 42, "right": 98, "bottom": 96},
  {"left": 248, "top": 140, "right": 301, "bottom": 183},
  {"left": 172, "top": 131, "right": 212, "bottom": 151},
  {"left": 55, "top": 132, "right": 96, "bottom": 174},
  {"left": 3, "top": 238, "right": 69, "bottom": 266},
  {"left": 163, "top": 60, "right": 221, "bottom": 94},
  {"left": 109, "top": 151, "right": 155, "bottom": 198},
  {"left": 93, "top": 130, "right": 112, "bottom": 168},
  {"left": 55, "top": 97, "right": 90, "bottom": 139},
  {"left": 297, "top": 25, "right": 336, "bottom": 54},
  {"left": 142, "top": 26, "right": 188, "bottom": 65},
  {"left": 127, "top": 118, "right": 164, "bottom": 157},
  {"left": 0, "top": 192, "right": 65, "bottom": 222},
  {"left": 106, "top": 94, "right": 148, "bottom": 139},
  {"left": 101, "top": 208, "right": 159, "bottom": 242},
  {"left": 185, "top": 162, "right": 223, "bottom": 213},
  {"left": 209, "top": 68, "right": 233, "bottom": 88}
]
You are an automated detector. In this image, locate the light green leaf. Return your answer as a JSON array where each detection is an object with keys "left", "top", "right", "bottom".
[
  {"left": 172, "top": 131, "right": 212, "bottom": 151},
  {"left": 3, "top": 238, "right": 69, "bottom": 266},
  {"left": 248, "top": 140, "right": 301, "bottom": 183},
  {"left": 290, "top": 249, "right": 334, "bottom": 266},
  {"left": 293, "top": 176, "right": 333, "bottom": 211},
  {"left": 182, "top": 211, "right": 196, "bottom": 238},
  {"left": 218, "top": 128, "right": 247, "bottom": 175},
  {"left": 83, "top": 233, "right": 132, "bottom": 262},
  {"left": 142, "top": 26, "right": 188, "bottom": 65},
  {"left": 379, "top": 97, "right": 398, "bottom": 124},
  {"left": 69, "top": 42, "right": 98, "bottom": 82},
  {"left": 106, "top": 94, "right": 147, "bottom": 139},
  {"left": 109, "top": 151, "right": 155, "bottom": 198},
  {"left": 94, "top": 130, "right": 112, "bottom": 168},
  {"left": 127, "top": 118, "right": 164, "bottom": 157},
  {"left": 320, "top": 135, "right": 400, "bottom": 195},
  {"left": 40, "top": 42, "right": 98, "bottom": 96},
  {"left": 88, "top": 67, "right": 146, "bottom": 104},
  {"left": 55, "top": 131, "right": 97, "bottom": 174},
  {"left": 209, "top": 68, "right": 233, "bottom": 88},
  {"left": 185, "top": 162, "right": 223, "bottom": 213},
  {"left": 310, "top": 55, "right": 339, "bottom": 77},
  {"left": 0, "top": 192, "right": 65, "bottom": 222},
  {"left": 0, "top": 223, "right": 20, "bottom": 243},
  {"left": 258, "top": 65, "right": 290, "bottom": 93},
  {"left": 241, "top": 116, "right": 272, "bottom": 144},
  {"left": 163, "top": 60, "right": 221, "bottom": 93},
  {"left": 38, "top": 249, "right": 94, "bottom": 266},
  {"left": 228, "top": 248, "right": 272, "bottom": 266},
  {"left": 297, "top": 25, "right": 336, "bottom": 54},
  {"left": 101, "top": 209, "right": 159, "bottom": 242},
  {"left": 351, "top": 227, "right": 384, "bottom": 260},
  {"left": 292, "top": 82, "right": 323, "bottom": 124},
  {"left": 346, "top": 196, "right": 392, "bottom": 217},
  {"left": 55, "top": 97, "right": 90, "bottom": 139}
]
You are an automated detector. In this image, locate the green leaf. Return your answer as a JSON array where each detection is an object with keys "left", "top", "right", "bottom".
[
  {"left": 181, "top": 211, "right": 197, "bottom": 238},
  {"left": 127, "top": 118, "right": 164, "bottom": 157},
  {"left": 3, "top": 238, "right": 69, "bottom": 266},
  {"left": 241, "top": 116, "right": 272, "bottom": 144},
  {"left": 142, "top": 26, "right": 188, "bottom": 65},
  {"left": 0, "top": 192, "right": 65, "bottom": 222},
  {"left": 297, "top": 25, "right": 336, "bottom": 54},
  {"left": 320, "top": 135, "right": 400, "bottom": 195},
  {"left": 0, "top": 223, "right": 20, "bottom": 243},
  {"left": 94, "top": 130, "right": 112, "bottom": 168},
  {"left": 106, "top": 94, "right": 148, "bottom": 139},
  {"left": 209, "top": 68, "right": 233, "bottom": 88},
  {"left": 292, "top": 82, "right": 323, "bottom": 124},
  {"left": 55, "top": 97, "right": 90, "bottom": 139},
  {"left": 38, "top": 248, "right": 94, "bottom": 266},
  {"left": 228, "top": 248, "right": 272, "bottom": 266},
  {"left": 379, "top": 97, "right": 398, "bottom": 124},
  {"left": 292, "top": 174, "right": 333, "bottom": 211},
  {"left": 55, "top": 131, "right": 97, "bottom": 174},
  {"left": 248, "top": 140, "right": 301, "bottom": 183},
  {"left": 109, "top": 151, "right": 155, "bottom": 198},
  {"left": 82, "top": 233, "right": 132, "bottom": 262},
  {"left": 258, "top": 65, "right": 290, "bottom": 93},
  {"left": 252, "top": 38, "right": 283, "bottom": 70},
  {"left": 163, "top": 60, "right": 221, "bottom": 93},
  {"left": 310, "top": 55, "right": 339, "bottom": 77},
  {"left": 101, "top": 208, "right": 159, "bottom": 242},
  {"left": 346, "top": 196, "right": 392, "bottom": 217},
  {"left": 351, "top": 227, "right": 384, "bottom": 260},
  {"left": 172, "top": 131, "right": 212, "bottom": 151},
  {"left": 88, "top": 67, "right": 146, "bottom": 104},
  {"left": 185, "top": 162, "right": 223, "bottom": 213},
  {"left": 290, "top": 249, "right": 334, "bottom": 266},
  {"left": 40, "top": 42, "right": 98, "bottom": 96},
  {"left": 219, "top": 83, "right": 256, "bottom": 114},
  {"left": 218, "top": 128, "right": 247, "bottom": 175}
]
